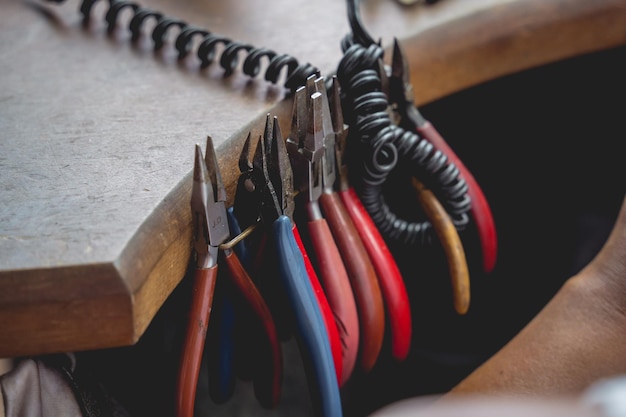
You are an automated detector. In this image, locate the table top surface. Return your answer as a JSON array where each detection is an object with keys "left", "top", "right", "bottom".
[{"left": 2, "top": 0, "right": 624, "bottom": 357}]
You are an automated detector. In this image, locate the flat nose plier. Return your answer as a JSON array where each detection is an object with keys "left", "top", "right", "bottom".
[
  {"left": 177, "top": 136, "right": 282, "bottom": 416},
  {"left": 288, "top": 75, "right": 361, "bottom": 384}
]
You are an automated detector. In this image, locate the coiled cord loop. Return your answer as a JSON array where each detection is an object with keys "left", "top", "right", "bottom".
[
  {"left": 63, "top": 0, "right": 318, "bottom": 92},
  {"left": 336, "top": 40, "right": 471, "bottom": 245}
]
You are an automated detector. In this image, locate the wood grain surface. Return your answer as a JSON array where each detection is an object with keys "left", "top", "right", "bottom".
[{"left": 1, "top": 0, "right": 624, "bottom": 357}]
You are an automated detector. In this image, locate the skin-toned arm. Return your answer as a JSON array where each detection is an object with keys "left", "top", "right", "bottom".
[{"left": 448, "top": 194, "right": 626, "bottom": 397}]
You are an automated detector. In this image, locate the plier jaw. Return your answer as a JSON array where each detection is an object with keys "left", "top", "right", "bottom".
[
  {"left": 328, "top": 76, "right": 351, "bottom": 192},
  {"left": 233, "top": 132, "right": 263, "bottom": 231},
  {"left": 287, "top": 74, "right": 341, "bottom": 203},
  {"left": 191, "top": 137, "right": 230, "bottom": 269},
  {"left": 384, "top": 38, "right": 427, "bottom": 128},
  {"left": 253, "top": 114, "right": 295, "bottom": 223}
]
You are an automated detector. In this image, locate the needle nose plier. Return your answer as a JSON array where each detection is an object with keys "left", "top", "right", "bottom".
[{"left": 177, "top": 136, "right": 282, "bottom": 416}]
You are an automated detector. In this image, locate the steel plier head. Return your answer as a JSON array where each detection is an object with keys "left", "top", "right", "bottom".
[
  {"left": 237, "top": 113, "right": 296, "bottom": 225},
  {"left": 286, "top": 74, "right": 342, "bottom": 202},
  {"left": 380, "top": 38, "right": 427, "bottom": 128},
  {"left": 191, "top": 136, "right": 230, "bottom": 269}
]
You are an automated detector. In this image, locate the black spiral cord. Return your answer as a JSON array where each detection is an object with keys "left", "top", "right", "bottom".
[
  {"left": 49, "top": 0, "right": 320, "bottom": 92},
  {"left": 336, "top": 0, "right": 470, "bottom": 245},
  {"left": 46, "top": 0, "right": 466, "bottom": 246}
]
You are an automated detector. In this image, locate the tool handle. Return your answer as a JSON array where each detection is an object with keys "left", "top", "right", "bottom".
[
  {"left": 319, "top": 191, "right": 385, "bottom": 373},
  {"left": 176, "top": 265, "right": 218, "bottom": 417},
  {"left": 307, "top": 217, "right": 360, "bottom": 386},
  {"left": 416, "top": 121, "right": 497, "bottom": 273},
  {"left": 223, "top": 250, "right": 282, "bottom": 408},
  {"left": 207, "top": 208, "right": 245, "bottom": 404},
  {"left": 273, "top": 216, "right": 343, "bottom": 417},
  {"left": 339, "top": 187, "right": 412, "bottom": 362},
  {"left": 413, "top": 178, "right": 471, "bottom": 315},
  {"left": 292, "top": 224, "right": 344, "bottom": 385}
]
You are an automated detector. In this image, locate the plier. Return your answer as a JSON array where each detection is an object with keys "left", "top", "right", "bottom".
[
  {"left": 251, "top": 113, "right": 345, "bottom": 386},
  {"left": 287, "top": 75, "right": 361, "bottom": 385},
  {"left": 328, "top": 75, "right": 413, "bottom": 361},
  {"left": 386, "top": 38, "right": 498, "bottom": 275},
  {"left": 243, "top": 114, "right": 343, "bottom": 417},
  {"left": 378, "top": 49, "right": 471, "bottom": 315},
  {"left": 177, "top": 136, "right": 282, "bottom": 416}
]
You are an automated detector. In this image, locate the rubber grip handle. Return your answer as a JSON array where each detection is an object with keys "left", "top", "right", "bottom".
[
  {"left": 416, "top": 121, "right": 497, "bottom": 273},
  {"left": 319, "top": 191, "right": 385, "bottom": 373},
  {"left": 273, "top": 216, "right": 343, "bottom": 417},
  {"left": 413, "top": 178, "right": 471, "bottom": 315},
  {"left": 340, "top": 187, "right": 412, "bottom": 362},
  {"left": 292, "top": 224, "right": 343, "bottom": 385},
  {"left": 177, "top": 266, "right": 218, "bottom": 417},
  {"left": 206, "top": 208, "right": 244, "bottom": 404},
  {"left": 223, "top": 250, "right": 282, "bottom": 408},
  {"left": 308, "top": 217, "right": 360, "bottom": 385}
]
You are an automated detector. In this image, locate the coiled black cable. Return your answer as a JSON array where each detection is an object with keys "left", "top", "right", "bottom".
[
  {"left": 336, "top": 2, "right": 470, "bottom": 245},
  {"left": 51, "top": 0, "right": 319, "bottom": 92}
]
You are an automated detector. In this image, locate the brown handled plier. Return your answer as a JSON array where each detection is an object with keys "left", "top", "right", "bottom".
[{"left": 177, "top": 136, "right": 282, "bottom": 416}]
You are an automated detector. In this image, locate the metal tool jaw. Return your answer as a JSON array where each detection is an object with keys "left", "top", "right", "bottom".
[
  {"left": 328, "top": 76, "right": 351, "bottom": 192},
  {"left": 233, "top": 131, "right": 263, "bottom": 231},
  {"left": 286, "top": 73, "right": 342, "bottom": 206},
  {"left": 191, "top": 136, "right": 230, "bottom": 269},
  {"left": 248, "top": 114, "right": 295, "bottom": 224},
  {"left": 384, "top": 38, "right": 426, "bottom": 128}
]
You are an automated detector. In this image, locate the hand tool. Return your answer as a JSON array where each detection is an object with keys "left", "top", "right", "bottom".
[
  {"left": 287, "top": 77, "right": 360, "bottom": 386},
  {"left": 207, "top": 134, "right": 263, "bottom": 404},
  {"left": 387, "top": 38, "right": 497, "bottom": 274},
  {"left": 379, "top": 56, "right": 472, "bottom": 315},
  {"left": 248, "top": 115, "right": 343, "bottom": 417},
  {"left": 177, "top": 137, "right": 282, "bottom": 416},
  {"left": 240, "top": 114, "right": 343, "bottom": 381},
  {"left": 297, "top": 75, "right": 386, "bottom": 374},
  {"left": 328, "top": 75, "right": 413, "bottom": 361}
]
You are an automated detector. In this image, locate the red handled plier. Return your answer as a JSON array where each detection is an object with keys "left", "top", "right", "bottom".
[{"left": 287, "top": 75, "right": 361, "bottom": 385}]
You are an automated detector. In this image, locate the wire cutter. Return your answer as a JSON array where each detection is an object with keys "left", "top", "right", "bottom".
[
  {"left": 177, "top": 136, "right": 282, "bottom": 416},
  {"left": 244, "top": 114, "right": 343, "bottom": 417},
  {"left": 327, "top": 75, "right": 413, "bottom": 361},
  {"left": 386, "top": 38, "right": 498, "bottom": 275},
  {"left": 287, "top": 75, "right": 360, "bottom": 385},
  {"left": 379, "top": 53, "right": 471, "bottom": 315},
  {"left": 247, "top": 113, "right": 345, "bottom": 386}
]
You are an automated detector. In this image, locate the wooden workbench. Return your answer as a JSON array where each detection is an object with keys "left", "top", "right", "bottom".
[{"left": 1, "top": 0, "right": 624, "bottom": 358}]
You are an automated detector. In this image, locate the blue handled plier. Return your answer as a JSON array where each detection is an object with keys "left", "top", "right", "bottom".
[{"left": 240, "top": 113, "right": 343, "bottom": 417}]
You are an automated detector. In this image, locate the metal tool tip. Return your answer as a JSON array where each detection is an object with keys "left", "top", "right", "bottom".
[{"left": 193, "top": 144, "right": 208, "bottom": 182}]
